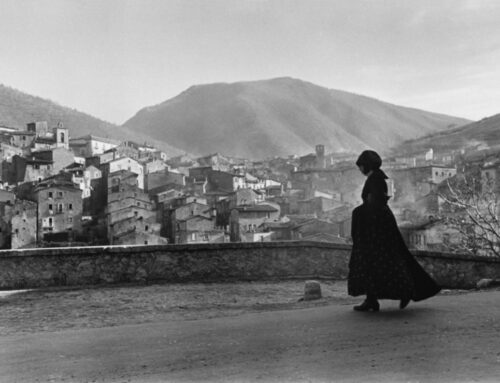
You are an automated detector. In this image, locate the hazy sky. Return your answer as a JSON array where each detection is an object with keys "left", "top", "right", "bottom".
[{"left": 1, "top": 0, "right": 499, "bottom": 124}]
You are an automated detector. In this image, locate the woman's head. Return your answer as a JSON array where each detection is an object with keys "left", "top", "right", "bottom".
[{"left": 356, "top": 150, "right": 382, "bottom": 175}]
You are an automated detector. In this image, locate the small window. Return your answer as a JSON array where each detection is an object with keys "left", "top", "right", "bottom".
[
  {"left": 58, "top": 192, "right": 63, "bottom": 198},
  {"left": 145, "top": 225, "right": 149, "bottom": 231},
  {"left": 68, "top": 217, "right": 73, "bottom": 223},
  {"left": 22, "top": 136, "right": 26, "bottom": 141},
  {"left": 48, "top": 218, "right": 53, "bottom": 226},
  {"left": 57, "top": 204, "right": 63, "bottom": 213},
  {"left": 144, "top": 241, "right": 148, "bottom": 245},
  {"left": 48, "top": 204, "right": 53, "bottom": 210},
  {"left": 48, "top": 192, "right": 53, "bottom": 198},
  {"left": 69, "top": 203, "right": 73, "bottom": 210}
]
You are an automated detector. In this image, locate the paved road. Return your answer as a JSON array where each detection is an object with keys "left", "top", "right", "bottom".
[{"left": 1, "top": 290, "right": 499, "bottom": 382}]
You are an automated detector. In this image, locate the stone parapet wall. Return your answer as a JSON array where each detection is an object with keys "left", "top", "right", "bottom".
[{"left": 0, "top": 242, "right": 498, "bottom": 290}]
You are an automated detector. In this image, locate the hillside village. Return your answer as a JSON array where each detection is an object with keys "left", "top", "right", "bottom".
[{"left": 0, "top": 120, "right": 497, "bottom": 255}]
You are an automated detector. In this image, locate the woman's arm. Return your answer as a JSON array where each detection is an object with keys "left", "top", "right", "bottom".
[{"left": 365, "top": 176, "right": 388, "bottom": 206}]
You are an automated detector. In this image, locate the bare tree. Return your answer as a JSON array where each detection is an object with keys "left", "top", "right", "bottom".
[{"left": 438, "top": 172, "right": 500, "bottom": 257}]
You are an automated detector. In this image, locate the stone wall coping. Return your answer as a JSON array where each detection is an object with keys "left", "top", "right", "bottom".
[
  {"left": 412, "top": 249, "right": 500, "bottom": 264},
  {"left": 0, "top": 241, "right": 351, "bottom": 259},
  {"left": 0, "top": 241, "right": 498, "bottom": 264}
]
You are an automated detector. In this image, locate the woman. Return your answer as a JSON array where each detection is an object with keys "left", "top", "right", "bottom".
[{"left": 348, "top": 150, "right": 441, "bottom": 311}]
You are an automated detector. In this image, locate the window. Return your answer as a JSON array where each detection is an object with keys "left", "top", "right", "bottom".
[
  {"left": 69, "top": 203, "right": 73, "bottom": 210},
  {"left": 48, "top": 218, "right": 53, "bottom": 226},
  {"left": 22, "top": 135, "right": 26, "bottom": 141},
  {"left": 48, "top": 204, "right": 53, "bottom": 211},
  {"left": 68, "top": 217, "right": 73, "bottom": 223},
  {"left": 57, "top": 204, "right": 63, "bottom": 213},
  {"left": 144, "top": 241, "right": 148, "bottom": 245},
  {"left": 145, "top": 225, "right": 149, "bottom": 231},
  {"left": 48, "top": 192, "right": 53, "bottom": 198},
  {"left": 58, "top": 191, "right": 63, "bottom": 198}
]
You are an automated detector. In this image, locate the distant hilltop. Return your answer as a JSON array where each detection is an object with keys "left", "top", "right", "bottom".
[{"left": 123, "top": 77, "right": 470, "bottom": 159}]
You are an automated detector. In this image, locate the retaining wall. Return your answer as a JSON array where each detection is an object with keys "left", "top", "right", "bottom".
[{"left": 0, "top": 242, "right": 498, "bottom": 290}]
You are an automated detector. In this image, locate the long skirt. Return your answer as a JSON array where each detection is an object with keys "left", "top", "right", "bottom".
[{"left": 348, "top": 204, "right": 441, "bottom": 301}]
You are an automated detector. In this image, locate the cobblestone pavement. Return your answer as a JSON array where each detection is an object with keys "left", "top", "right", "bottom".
[{"left": 0, "top": 280, "right": 363, "bottom": 335}]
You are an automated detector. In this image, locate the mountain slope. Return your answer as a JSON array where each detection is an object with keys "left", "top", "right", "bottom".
[
  {"left": 393, "top": 113, "right": 500, "bottom": 155},
  {"left": 123, "top": 77, "right": 470, "bottom": 159},
  {"left": 0, "top": 84, "right": 185, "bottom": 156}
]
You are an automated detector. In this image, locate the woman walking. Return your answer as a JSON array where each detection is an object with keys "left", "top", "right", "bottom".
[{"left": 348, "top": 150, "right": 441, "bottom": 311}]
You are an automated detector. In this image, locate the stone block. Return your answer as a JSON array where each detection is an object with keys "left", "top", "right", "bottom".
[
  {"left": 303, "top": 280, "right": 322, "bottom": 301},
  {"left": 476, "top": 278, "right": 500, "bottom": 289}
]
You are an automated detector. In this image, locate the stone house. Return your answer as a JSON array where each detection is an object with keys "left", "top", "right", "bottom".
[
  {"left": 106, "top": 170, "right": 165, "bottom": 245},
  {"left": 290, "top": 218, "right": 345, "bottom": 241},
  {"left": 0, "top": 143, "right": 23, "bottom": 162},
  {"left": 176, "top": 215, "right": 220, "bottom": 244},
  {"left": 9, "top": 130, "right": 36, "bottom": 149},
  {"left": 10, "top": 199, "right": 38, "bottom": 249},
  {"left": 389, "top": 165, "right": 457, "bottom": 204},
  {"left": 189, "top": 167, "right": 245, "bottom": 193},
  {"left": 141, "top": 158, "right": 168, "bottom": 175},
  {"left": 399, "top": 218, "right": 462, "bottom": 252},
  {"left": 26, "top": 121, "right": 49, "bottom": 136},
  {"left": 146, "top": 169, "right": 185, "bottom": 192},
  {"left": 11, "top": 155, "right": 54, "bottom": 184},
  {"left": 149, "top": 184, "right": 185, "bottom": 206},
  {"left": 215, "top": 188, "right": 265, "bottom": 229},
  {"left": 260, "top": 221, "right": 294, "bottom": 240},
  {"left": 165, "top": 200, "right": 214, "bottom": 243},
  {"left": 33, "top": 177, "right": 83, "bottom": 242},
  {"left": 69, "top": 135, "right": 119, "bottom": 158},
  {"left": 32, "top": 148, "right": 75, "bottom": 174},
  {"left": 229, "top": 203, "right": 280, "bottom": 242},
  {"left": 104, "top": 157, "right": 145, "bottom": 190}
]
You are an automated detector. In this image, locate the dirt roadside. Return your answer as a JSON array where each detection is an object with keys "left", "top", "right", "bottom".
[{"left": 0, "top": 280, "right": 366, "bottom": 335}]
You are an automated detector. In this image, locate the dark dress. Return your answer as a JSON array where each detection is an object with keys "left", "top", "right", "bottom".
[{"left": 348, "top": 169, "right": 441, "bottom": 301}]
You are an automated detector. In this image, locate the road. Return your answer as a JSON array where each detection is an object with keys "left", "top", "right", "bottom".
[{"left": 1, "top": 290, "right": 499, "bottom": 382}]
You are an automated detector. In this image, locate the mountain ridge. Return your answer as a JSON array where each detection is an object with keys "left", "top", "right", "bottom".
[{"left": 123, "top": 77, "right": 471, "bottom": 160}]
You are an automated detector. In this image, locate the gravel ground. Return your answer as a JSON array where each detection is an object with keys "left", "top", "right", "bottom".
[{"left": 0, "top": 280, "right": 361, "bottom": 336}]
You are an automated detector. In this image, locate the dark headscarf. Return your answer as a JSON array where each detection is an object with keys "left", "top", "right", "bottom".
[{"left": 356, "top": 150, "right": 388, "bottom": 178}]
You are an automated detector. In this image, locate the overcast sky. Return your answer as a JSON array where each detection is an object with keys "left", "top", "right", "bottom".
[{"left": 1, "top": 0, "right": 499, "bottom": 124}]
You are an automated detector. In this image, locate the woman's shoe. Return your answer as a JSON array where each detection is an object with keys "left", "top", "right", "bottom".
[
  {"left": 399, "top": 298, "right": 411, "bottom": 309},
  {"left": 354, "top": 300, "right": 380, "bottom": 312}
]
